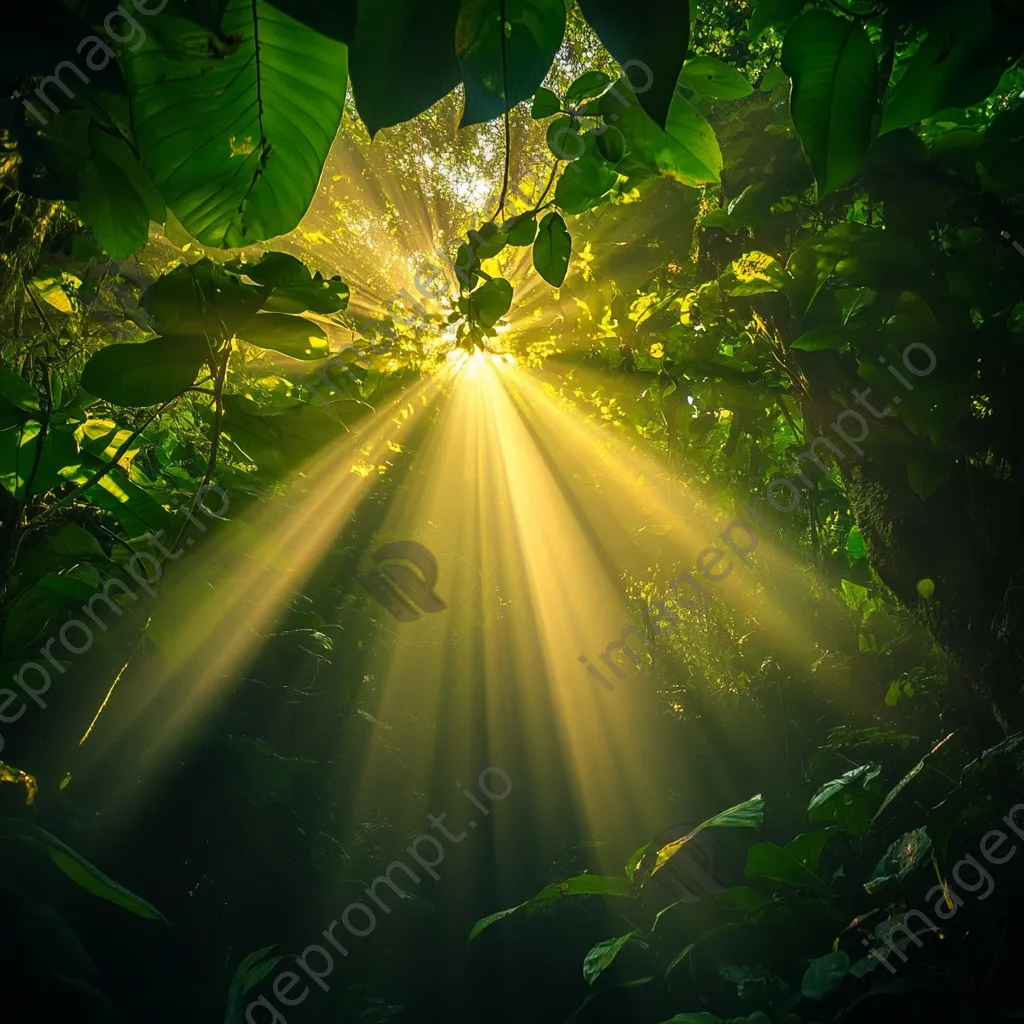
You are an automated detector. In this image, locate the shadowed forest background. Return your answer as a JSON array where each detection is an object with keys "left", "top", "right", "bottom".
[{"left": 3, "top": 1, "right": 1024, "bottom": 1022}]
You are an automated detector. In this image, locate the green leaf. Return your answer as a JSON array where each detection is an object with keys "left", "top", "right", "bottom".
[
  {"left": 679, "top": 57, "right": 753, "bottom": 99},
  {"left": 864, "top": 827, "right": 931, "bottom": 893},
  {"left": 350, "top": 0, "right": 461, "bottom": 136},
  {"left": 595, "top": 125, "right": 625, "bottom": 163},
  {"left": 224, "top": 946, "right": 285, "bottom": 1024},
  {"left": 801, "top": 950, "right": 849, "bottom": 1000},
  {"left": 81, "top": 336, "right": 209, "bottom": 407},
  {"left": 468, "top": 278, "right": 514, "bottom": 328},
  {"left": 759, "top": 65, "right": 789, "bottom": 90},
  {"left": 547, "top": 115, "right": 583, "bottom": 160},
  {"left": 238, "top": 251, "right": 349, "bottom": 314},
  {"left": 534, "top": 874, "right": 636, "bottom": 900},
  {"left": 72, "top": 123, "right": 165, "bottom": 260},
  {"left": 1, "top": 364, "right": 40, "bottom": 413},
  {"left": 790, "top": 324, "right": 870, "bottom": 351},
  {"left": 143, "top": 259, "right": 267, "bottom": 338},
  {"left": 582, "top": 931, "right": 638, "bottom": 985},
  {"left": 577, "top": 0, "right": 691, "bottom": 128},
  {"left": 0, "top": 819, "right": 167, "bottom": 921},
  {"left": 839, "top": 578, "right": 868, "bottom": 610},
  {"left": 468, "top": 873, "right": 635, "bottom": 942},
  {"left": 722, "top": 252, "right": 789, "bottom": 296},
  {"left": 240, "top": 312, "right": 329, "bottom": 359},
  {"left": 624, "top": 842, "right": 649, "bottom": 881},
  {"left": 650, "top": 795, "right": 764, "bottom": 878},
  {"left": 554, "top": 149, "right": 619, "bottom": 214},
  {"left": 532, "top": 86, "right": 563, "bottom": 118},
  {"left": 745, "top": 840, "right": 829, "bottom": 893},
  {"left": 807, "top": 763, "right": 881, "bottom": 835},
  {"left": 468, "top": 901, "right": 531, "bottom": 942},
  {"left": 29, "top": 269, "right": 77, "bottom": 314},
  {"left": 846, "top": 524, "right": 867, "bottom": 561},
  {"left": 455, "top": 0, "right": 567, "bottom": 128},
  {"left": 506, "top": 213, "right": 538, "bottom": 246},
  {"left": 534, "top": 212, "right": 571, "bottom": 287},
  {"left": 781, "top": 10, "right": 878, "bottom": 196},
  {"left": 122, "top": 0, "right": 348, "bottom": 247},
  {"left": 470, "top": 222, "right": 509, "bottom": 259},
  {"left": 602, "top": 80, "right": 722, "bottom": 186},
  {"left": 566, "top": 70, "right": 611, "bottom": 105},
  {"left": 785, "top": 828, "right": 839, "bottom": 875}
]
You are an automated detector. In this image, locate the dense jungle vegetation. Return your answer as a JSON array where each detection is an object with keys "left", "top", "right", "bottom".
[{"left": 3, "top": 0, "right": 1024, "bottom": 1022}]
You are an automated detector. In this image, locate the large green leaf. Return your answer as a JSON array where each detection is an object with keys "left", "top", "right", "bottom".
[
  {"left": 240, "top": 312, "right": 330, "bottom": 359},
  {"left": 650, "top": 795, "right": 764, "bottom": 878},
  {"left": 455, "top": 0, "right": 567, "bottom": 128},
  {"left": 81, "top": 336, "right": 209, "bottom": 406},
  {"left": 782, "top": 10, "right": 878, "bottom": 196},
  {"left": 534, "top": 212, "right": 571, "bottom": 286},
  {"left": 122, "top": 0, "right": 348, "bottom": 247},
  {"left": 350, "top": 0, "right": 461, "bottom": 136},
  {"left": 577, "top": 0, "right": 691, "bottom": 128},
  {"left": 143, "top": 260, "right": 267, "bottom": 338},
  {"left": 601, "top": 79, "right": 722, "bottom": 186},
  {"left": 468, "top": 278, "right": 514, "bottom": 328},
  {"left": 0, "top": 819, "right": 168, "bottom": 921},
  {"left": 73, "top": 124, "right": 163, "bottom": 260}
]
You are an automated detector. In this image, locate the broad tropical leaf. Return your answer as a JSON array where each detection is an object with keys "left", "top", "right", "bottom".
[
  {"left": 601, "top": 79, "right": 722, "bottom": 186},
  {"left": 240, "top": 313, "right": 330, "bottom": 359},
  {"left": 122, "top": 0, "right": 349, "bottom": 247},
  {"left": 81, "top": 336, "right": 209, "bottom": 406},
  {"left": 578, "top": 0, "right": 691, "bottom": 128},
  {"left": 350, "top": 0, "right": 461, "bottom": 136},
  {"left": 782, "top": 10, "right": 878, "bottom": 196},
  {"left": 455, "top": 0, "right": 567, "bottom": 128}
]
